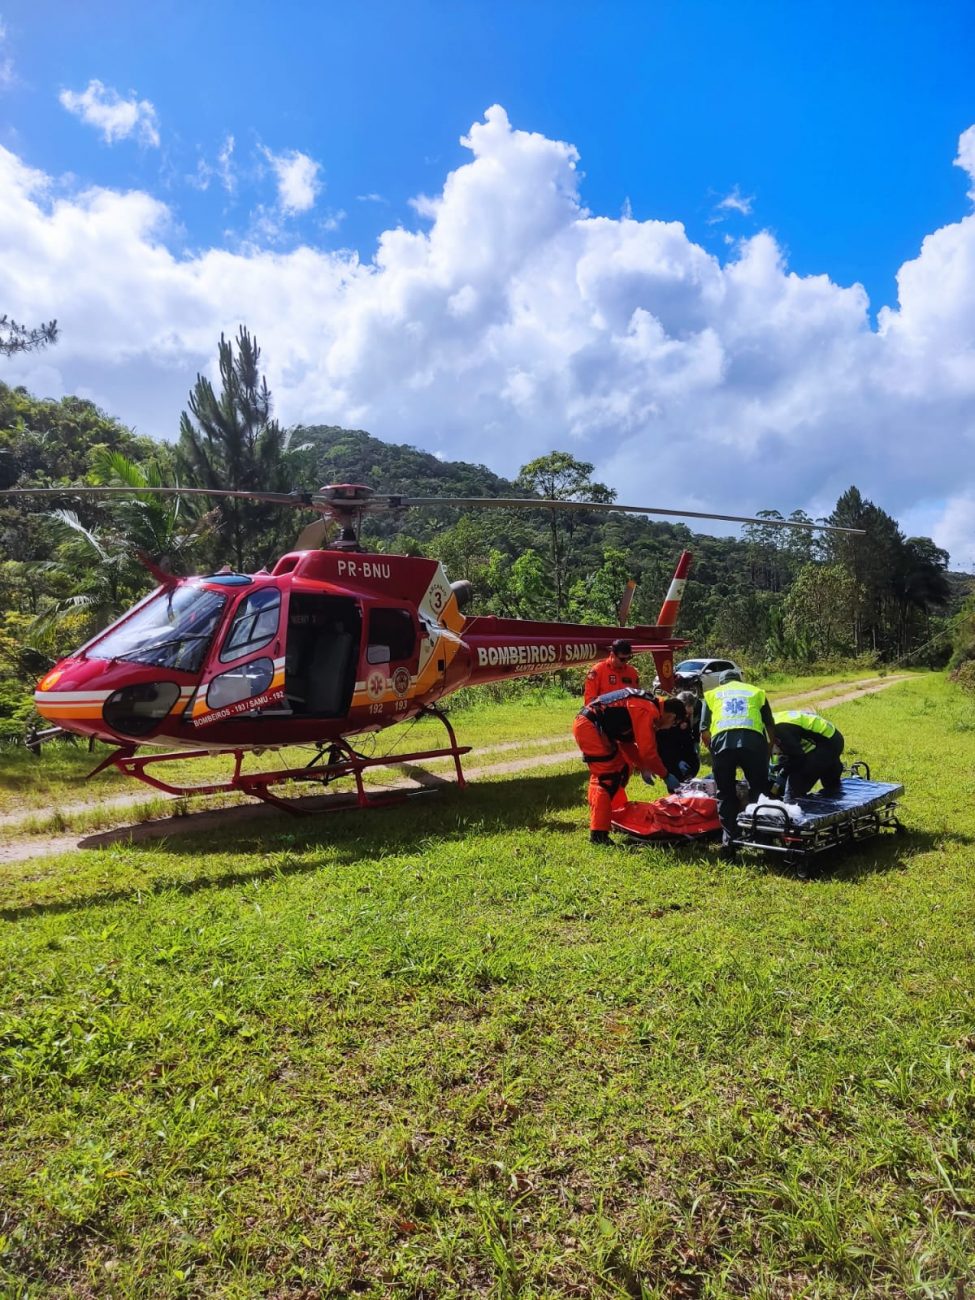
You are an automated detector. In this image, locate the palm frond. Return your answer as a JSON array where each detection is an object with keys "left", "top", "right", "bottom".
[{"left": 50, "top": 509, "right": 110, "bottom": 560}]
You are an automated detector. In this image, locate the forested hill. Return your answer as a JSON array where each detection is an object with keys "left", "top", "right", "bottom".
[{"left": 296, "top": 425, "right": 519, "bottom": 499}]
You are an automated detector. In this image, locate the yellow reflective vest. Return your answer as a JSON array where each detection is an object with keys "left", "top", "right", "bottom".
[
  {"left": 773, "top": 709, "right": 836, "bottom": 752},
  {"left": 704, "top": 682, "right": 768, "bottom": 737}
]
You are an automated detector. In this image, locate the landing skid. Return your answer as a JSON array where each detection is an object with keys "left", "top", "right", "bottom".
[{"left": 89, "top": 707, "right": 471, "bottom": 816}]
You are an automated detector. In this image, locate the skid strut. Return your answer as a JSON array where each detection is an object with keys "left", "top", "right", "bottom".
[{"left": 90, "top": 707, "right": 471, "bottom": 816}]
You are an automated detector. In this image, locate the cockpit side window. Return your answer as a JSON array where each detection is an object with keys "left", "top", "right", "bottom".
[{"left": 219, "top": 587, "right": 281, "bottom": 662}]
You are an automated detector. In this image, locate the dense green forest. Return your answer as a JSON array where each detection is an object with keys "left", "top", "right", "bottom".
[{"left": 1, "top": 329, "right": 973, "bottom": 736}]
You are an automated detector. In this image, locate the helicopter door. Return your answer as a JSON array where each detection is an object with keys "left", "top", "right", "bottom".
[
  {"left": 189, "top": 584, "right": 288, "bottom": 727},
  {"left": 364, "top": 606, "right": 420, "bottom": 709},
  {"left": 284, "top": 594, "right": 361, "bottom": 718}
]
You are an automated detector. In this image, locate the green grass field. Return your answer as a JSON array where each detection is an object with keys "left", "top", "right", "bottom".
[{"left": 1, "top": 672, "right": 972, "bottom": 1297}]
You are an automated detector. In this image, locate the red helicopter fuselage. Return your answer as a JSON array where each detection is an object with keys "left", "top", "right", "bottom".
[{"left": 34, "top": 549, "right": 692, "bottom": 753}]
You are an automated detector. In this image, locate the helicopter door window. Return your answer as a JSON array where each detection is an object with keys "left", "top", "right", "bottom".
[
  {"left": 219, "top": 588, "right": 281, "bottom": 662},
  {"left": 206, "top": 657, "right": 274, "bottom": 710},
  {"left": 366, "top": 608, "right": 415, "bottom": 665}
]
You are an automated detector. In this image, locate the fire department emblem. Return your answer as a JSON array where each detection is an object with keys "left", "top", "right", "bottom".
[{"left": 392, "top": 667, "right": 411, "bottom": 696}]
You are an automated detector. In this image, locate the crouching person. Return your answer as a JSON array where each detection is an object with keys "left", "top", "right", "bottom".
[
  {"left": 655, "top": 690, "right": 702, "bottom": 787},
  {"left": 773, "top": 709, "right": 845, "bottom": 799},
  {"left": 573, "top": 688, "right": 686, "bottom": 845}
]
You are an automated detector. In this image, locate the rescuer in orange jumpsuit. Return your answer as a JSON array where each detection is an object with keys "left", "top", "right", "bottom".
[
  {"left": 583, "top": 639, "right": 640, "bottom": 705},
  {"left": 573, "top": 688, "right": 687, "bottom": 844}
]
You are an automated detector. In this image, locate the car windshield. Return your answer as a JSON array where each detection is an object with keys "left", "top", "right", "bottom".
[
  {"left": 87, "top": 585, "right": 227, "bottom": 672},
  {"left": 676, "top": 660, "right": 706, "bottom": 673}
]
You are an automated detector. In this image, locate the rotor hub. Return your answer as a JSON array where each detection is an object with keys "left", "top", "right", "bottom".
[
  {"left": 309, "top": 484, "right": 377, "bottom": 550},
  {"left": 312, "top": 483, "right": 374, "bottom": 506}
]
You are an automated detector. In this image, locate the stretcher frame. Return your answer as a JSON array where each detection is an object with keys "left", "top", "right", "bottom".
[{"left": 733, "top": 762, "right": 905, "bottom": 866}]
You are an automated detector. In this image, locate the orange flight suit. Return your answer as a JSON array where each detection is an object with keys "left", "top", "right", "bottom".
[
  {"left": 572, "top": 690, "right": 670, "bottom": 832},
  {"left": 583, "top": 656, "right": 640, "bottom": 705}
]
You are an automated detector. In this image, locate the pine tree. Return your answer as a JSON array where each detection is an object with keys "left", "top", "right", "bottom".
[
  {"left": 0, "top": 315, "right": 58, "bottom": 357},
  {"left": 177, "top": 328, "right": 292, "bottom": 571}
]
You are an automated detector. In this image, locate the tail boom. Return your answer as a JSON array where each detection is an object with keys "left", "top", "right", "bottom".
[{"left": 460, "top": 616, "right": 687, "bottom": 686}]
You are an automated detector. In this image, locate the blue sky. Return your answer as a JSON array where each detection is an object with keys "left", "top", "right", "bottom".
[
  {"left": 8, "top": 0, "right": 973, "bottom": 306},
  {"left": 2, "top": 1, "right": 975, "bottom": 564}
]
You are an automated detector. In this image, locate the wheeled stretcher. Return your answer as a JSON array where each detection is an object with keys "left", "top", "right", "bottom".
[{"left": 734, "top": 762, "right": 904, "bottom": 865}]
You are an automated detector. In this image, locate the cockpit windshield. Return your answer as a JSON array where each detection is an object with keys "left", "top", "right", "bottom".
[{"left": 86, "top": 585, "right": 227, "bottom": 672}]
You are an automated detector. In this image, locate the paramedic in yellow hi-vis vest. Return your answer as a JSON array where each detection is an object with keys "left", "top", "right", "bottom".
[
  {"left": 772, "top": 709, "right": 845, "bottom": 801},
  {"left": 701, "top": 669, "right": 776, "bottom": 860}
]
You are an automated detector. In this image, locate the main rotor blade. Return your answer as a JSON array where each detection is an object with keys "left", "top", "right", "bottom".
[
  {"left": 0, "top": 485, "right": 865, "bottom": 535},
  {"left": 392, "top": 496, "right": 865, "bottom": 535},
  {"left": 0, "top": 486, "right": 314, "bottom": 507}
]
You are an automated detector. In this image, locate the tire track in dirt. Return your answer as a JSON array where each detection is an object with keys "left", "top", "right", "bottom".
[
  {"left": 0, "top": 675, "right": 913, "bottom": 865},
  {"left": 771, "top": 674, "right": 910, "bottom": 709}
]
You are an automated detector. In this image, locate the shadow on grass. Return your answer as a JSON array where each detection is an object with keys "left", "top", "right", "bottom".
[
  {"left": 4, "top": 776, "right": 967, "bottom": 920},
  {"left": 0, "top": 772, "right": 588, "bottom": 920},
  {"left": 746, "top": 824, "right": 974, "bottom": 883}
]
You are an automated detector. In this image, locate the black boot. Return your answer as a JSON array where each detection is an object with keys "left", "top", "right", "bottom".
[{"left": 590, "top": 829, "right": 613, "bottom": 846}]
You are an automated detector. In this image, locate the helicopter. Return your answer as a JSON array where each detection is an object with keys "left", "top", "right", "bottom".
[{"left": 0, "top": 481, "right": 863, "bottom": 813}]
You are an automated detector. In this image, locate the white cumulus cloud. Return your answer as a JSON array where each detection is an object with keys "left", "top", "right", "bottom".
[
  {"left": 260, "top": 146, "right": 321, "bottom": 214},
  {"left": 954, "top": 125, "right": 975, "bottom": 201},
  {"left": 712, "top": 184, "right": 754, "bottom": 218},
  {"left": 2, "top": 104, "right": 975, "bottom": 566},
  {"left": 59, "top": 78, "right": 160, "bottom": 147}
]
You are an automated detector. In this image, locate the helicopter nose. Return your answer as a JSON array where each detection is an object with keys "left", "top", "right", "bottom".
[
  {"left": 33, "top": 659, "right": 111, "bottom": 733},
  {"left": 35, "top": 659, "right": 192, "bottom": 741}
]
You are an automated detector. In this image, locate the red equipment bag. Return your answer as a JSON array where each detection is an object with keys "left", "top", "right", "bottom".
[{"left": 611, "top": 794, "right": 722, "bottom": 841}]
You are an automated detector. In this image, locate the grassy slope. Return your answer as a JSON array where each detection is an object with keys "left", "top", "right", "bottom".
[{"left": 1, "top": 675, "right": 972, "bottom": 1298}]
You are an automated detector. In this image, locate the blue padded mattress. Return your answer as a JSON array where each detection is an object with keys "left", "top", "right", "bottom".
[{"left": 737, "top": 778, "right": 904, "bottom": 833}]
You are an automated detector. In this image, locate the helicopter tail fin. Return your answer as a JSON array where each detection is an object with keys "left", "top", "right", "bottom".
[
  {"left": 655, "top": 550, "right": 692, "bottom": 633},
  {"left": 617, "top": 578, "right": 637, "bottom": 625}
]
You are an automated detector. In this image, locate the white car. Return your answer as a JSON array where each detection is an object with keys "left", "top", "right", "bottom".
[{"left": 655, "top": 657, "right": 743, "bottom": 694}]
